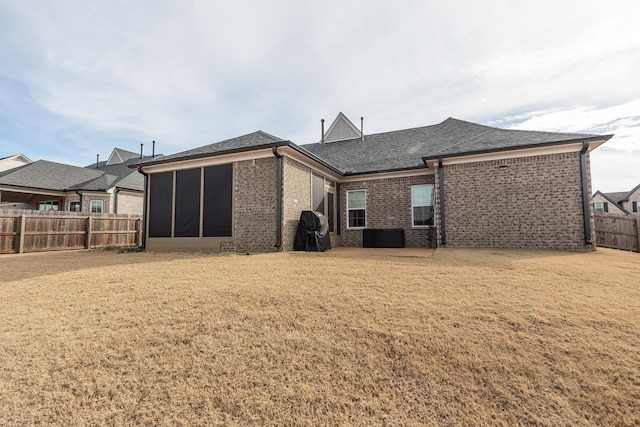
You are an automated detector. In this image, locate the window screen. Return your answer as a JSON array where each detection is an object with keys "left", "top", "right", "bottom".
[
  {"left": 174, "top": 168, "right": 201, "bottom": 237},
  {"left": 312, "top": 173, "right": 325, "bottom": 213},
  {"left": 203, "top": 164, "right": 233, "bottom": 237},
  {"left": 149, "top": 171, "right": 173, "bottom": 237}
]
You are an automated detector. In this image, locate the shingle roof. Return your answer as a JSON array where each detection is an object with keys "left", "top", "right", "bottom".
[
  {"left": 132, "top": 117, "right": 613, "bottom": 176},
  {"left": 90, "top": 155, "right": 150, "bottom": 191},
  {"left": 0, "top": 155, "right": 146, "bottom": 193},
  {"left": 603, "top": 192, "right": 629, "bottom": 203},
  {"left": 134, "top": 131, "right": 286, "bottom": 167},
  {"left": 0, "top": 160, "right": 106, "bottom": 191},
  {"left": 304, "top": 118, "right": 611, "bottom": 174}
]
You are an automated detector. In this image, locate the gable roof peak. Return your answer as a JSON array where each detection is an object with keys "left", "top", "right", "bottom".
[
  {"left": 323, "top": 112, "right": 362, "bottom": 143},
  {"left": 106, "top": 147, "right": 141, "bottom": 165}
]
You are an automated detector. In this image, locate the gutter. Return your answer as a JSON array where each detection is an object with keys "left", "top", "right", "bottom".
[
  {"left": 129, "top": 141, "right": 290, "bottom": 169},
  {"left": 579, "top": 141, "right": 593, "bottom": 245},
  {"left": 272, "top": 147, "right": 283, "bottom": 249},
  {"left": 438, "top": 159, "right": 446, "bottom": 246},
  {"left": 137, "top": 167, "right": 148, "bottom": 249},
  {"left": 421, "top": 135, "right": 613, "bottom": 164}
]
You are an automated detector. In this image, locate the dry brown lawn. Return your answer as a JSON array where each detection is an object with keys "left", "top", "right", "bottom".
[{"left": 0, "top": 247, "right": 639, "bottom": 426}]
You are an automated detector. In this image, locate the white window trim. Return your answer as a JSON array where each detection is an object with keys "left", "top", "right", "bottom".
[
  {"left": 411, "top": 184, "right": 434, "bottom": 228},
  {"left": 90, "top": 200, "right": 104, "bottom": 214},
  {"left": 346, "top": 189, "right": 366, "bottom": 229}
]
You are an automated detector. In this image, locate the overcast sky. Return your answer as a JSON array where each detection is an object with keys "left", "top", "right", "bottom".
[{"left": 1, "top": 0, "right": 638, "bottom": 192}]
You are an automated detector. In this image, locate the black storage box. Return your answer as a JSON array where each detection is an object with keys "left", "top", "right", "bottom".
[{"left": 362, "top": 228, "right": 405, "bottom": 248}]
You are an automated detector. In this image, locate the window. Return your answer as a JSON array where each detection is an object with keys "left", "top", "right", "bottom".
[
  {"left": 412, "top": 184, "right": 434, "bottom": 227},
  {"left": 90, "top": 200, "right": 103, "bottom": 213},
  {"left": 347, "top": 190, "right": 366, "bottom": 228},
  {"left": 633, "top": 201, "right": 638, "bottom": 213},
  {"left": 594, "top": 201, "right": 608, "bottom": 213},
  {"left": 38, "top": 201, "right": 59, "bottom": 211},
  {"left": 69, "top": 201, "right": 81, "bottom": 212}
]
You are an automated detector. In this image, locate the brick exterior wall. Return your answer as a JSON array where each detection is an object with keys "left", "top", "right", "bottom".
[
  {"left": 234, "top": 157, "right": 278, "bottom": 253},
  {"left": 83, "top": 194, "right": 112, "bottom": 214},
  {"left": 115, "top": 190, "right": 143, "bottom": 216},
  {"left": 439, "top": 152, "right": 594, "bottom": 250},
  {"left": 340, "top": 174, "right": 436, "bottom": 247},
  {"left": 282, "top": 157, "right": 312, "bottom": 250}
]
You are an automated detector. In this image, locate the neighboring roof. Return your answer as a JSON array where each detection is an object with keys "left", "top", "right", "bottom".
[
  {"left": 133, "top": 131, "right": 288, "bottom": 168},
  {"left": 626, "top": 183, "right": 640, "bottom": 199},
  {"left": 324, "top": 112, "right": 361, "bottom": 143},
  {"left": 592, "top": 190, "right": 631, "bottom": 214},
  {"left": 90, "top": 155, "right": 150, "bottom": 191},
  {"left": 0, "top": 153, "right": 146, "bottom": 193},
  {"left": 106, "top": 148, "right": 140, "bottom": 165},
  {"left": 0, "top": 160, "right": 105, "bottom": 191},
  {"left": 602, "top": 192, "right": 629, "bottom": 203},
  {"left": 305, "top": 117, "right": 612, "bottom": 175},
  {"left": 0, "top": 154, "right": 32, "bottom": 163},
  {"left": 596, "top": 183, "right": 640, "bottom": 205}
]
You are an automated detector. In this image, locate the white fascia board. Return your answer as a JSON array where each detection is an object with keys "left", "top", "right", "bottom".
[
  {"left": 340, "top": 168, "right": 434, "bottom": 183},
  {"left": 140, "top": 148, "right": 275, "bottom": 174},
  {"left": 0, "top": 185, "right": 66, "bottom": 197}
]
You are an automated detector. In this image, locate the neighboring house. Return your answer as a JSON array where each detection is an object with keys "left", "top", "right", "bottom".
[
  {"left": 0, "top": 148, "right": 151, "bottom": 215},
  {"left": 593, "top": 184, "right": 640, "bottom": 216},
  {"left": 134, "top": 113, "right": 612, "bottom": 252},
  {"left": 0, "top": 154, "right": 31, "bottom": 173}
]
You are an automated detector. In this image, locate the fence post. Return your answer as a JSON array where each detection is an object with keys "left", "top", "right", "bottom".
[
  {"left": 86, "top": 216, "right": 92, "bottom": 249},
  {"left": 136, "top": 218, "right": 142, "bottom": 247},
  {"left": 636, "top": 216, "right": 640, "bottom": 253},
  {"left": 18, "top": 214, "right": 26, "bottom": 254}
]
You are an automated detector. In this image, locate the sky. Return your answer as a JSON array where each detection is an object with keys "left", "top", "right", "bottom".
[{"left": 1, "top": 0, "right": 638, "bottom": 192}]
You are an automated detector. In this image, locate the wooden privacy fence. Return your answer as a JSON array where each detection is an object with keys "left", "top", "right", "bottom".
[
  {"left": 0, "top": 209, "right": 142, "bottom": 254},
  {"left": 594, "top": 214, "right": 640, "bottom": 253}
]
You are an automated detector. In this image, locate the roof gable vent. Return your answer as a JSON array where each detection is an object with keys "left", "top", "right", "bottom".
[{"left": 324, "top": 112, "right": 362, "bottom": 143}]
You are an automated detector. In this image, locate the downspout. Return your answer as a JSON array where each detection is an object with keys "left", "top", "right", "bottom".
[
  {"left": 438, "top": 159, "right": 446, "bottom": 246},
  {"left": 75, "top": 190, "right": 83, "bottom": 211},
  {"left": 272, "top": 147, "right": 283, "bottom": 249},
  {"left": 580, "top": 140, "right": 593, "bottom": 245},
  {"left": 137, "top": 167, "right": 148, "bottom": 249},
  {"left": 114, "top": 187, "right": 121, "bottom": 214}
]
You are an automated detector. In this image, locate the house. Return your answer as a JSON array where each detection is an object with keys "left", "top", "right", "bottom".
[
  {"left": 592, "top": 184, "right": 640, "bottom": 216},
  {"left": 0, "top": 154, "right": 31, "bottom": 173},
  {"left": 133, "top": 113, "right": 613, "bottom": 252},
  {"left": 0, "top": 148, "right": 150, "bottom": 215}
]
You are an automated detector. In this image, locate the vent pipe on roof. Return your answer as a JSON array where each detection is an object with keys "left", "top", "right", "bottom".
[
  {"left": 152, "top": 140, "right": 155, "bottom": 157},
  {"left": 361, "top": 117, "right": 364, "bottom": 140},
  {"left": 96, "top": 154, "right": 99, "bottom": 168},
  {"left": 321, "top": 119, "right": 325, "bottom": 143},
  {"left": 140, "top": 143, "right": 143, "bottom": 159}
]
